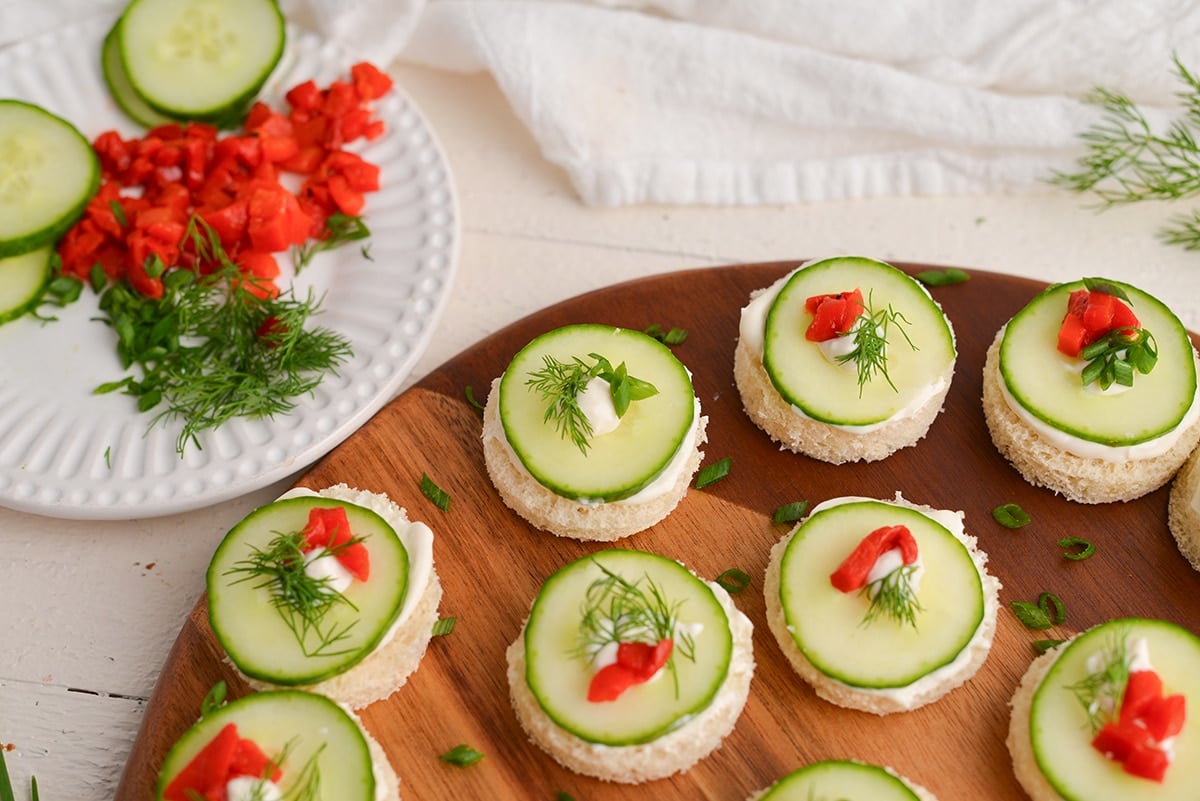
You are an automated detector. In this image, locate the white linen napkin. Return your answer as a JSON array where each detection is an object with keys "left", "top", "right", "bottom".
[{"left": 5, "top": 0, "right": 1200, "bottom": 207}]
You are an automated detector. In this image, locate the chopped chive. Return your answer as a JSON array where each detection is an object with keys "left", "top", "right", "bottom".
[
  {"left": 0, "top": 748, "right": 15, "bottom": 801},
  {"left": 644, "top": 324, "right": 688, "bottom": 345},
  {"left": 992, "top": 503, "right": 1031, "bottom": 529},
  {"left": 716, "top": 568, "right": 751, "bottom": 594},
  {"left": 464, "top": 385, "right": 486, "bottom": 412},
  {"left": 1011, "top": 600, "right": 1052, "bottom": 630},
  {"left": 771, "top": 500, "right": 809, "bottom": 525},
  {"left": 200, "top": 681, "right": 227, "bottom": 718},
  {"left": 88, "top": 263, "right": 108, "bottom": 293},
  {"left": 432, "top": 616, "right": 457, "bottom": 637},
  {"left": 1033, "top": 638, "right": 1065, "bottom": 654},
  {"left": 1059, "top": 536, "right": 1095, "bottom": 560},
  {"left": 104, "top": 446, "right": 112, "bottom": 470},
  {"left": 694, "top": 457, "right": 731, "bottom": 489},
  {"left": 915, "top": 268, "right": 970, "bottom": 287},
  {"left": 440, "top": 744, "right": 484, "bottom": 767},
  {"left": 108, "top": 199, "right": 128, "bottom": 227},
  {"left": 421, "top": 473, "right": 451, "bottom": 511},
  {"left": 1037, "top": 591, "right": 1066, "bottom": 625},
  {"left": 28, "top": 776, "right": 37, "bottom": 801},
  {"left": 555, "top": 794, "right": 575, "bottom": 801}
]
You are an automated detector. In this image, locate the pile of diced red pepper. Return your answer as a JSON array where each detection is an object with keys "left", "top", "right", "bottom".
[
  {"left": 57, "top": 62, "right": 393, "bottom": 300},
  {"left": 1057, "top": 288, "right": 1140, "bottom": 357},
  {"left": 1092, "top": 668, "right": 1186, "bottom": 782}
]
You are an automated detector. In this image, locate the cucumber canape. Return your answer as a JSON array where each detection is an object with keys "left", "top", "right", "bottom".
[
  {"left": 750, "top": 760, "right": 937, "bottom": 801},
  {"left": 0, "top": 246, "right": 52, "bottom": 326},
  {"left": 765, "top": 495, "right": 999, "bottom": 714},
  {"left": 1008, "top": 618, "right": 1200, "bottom": 801},
  {"left": 735, "top": 256, "right": 956, "bottom": 463},
  {"left": 507, "top": 548, "right": 754, "bottom": 783},
  {"left": 117, "top": 0, "right": 286, "bottom": 127},
  {"left": 483, "top": 323, "right": 707, "bottom": 541},
  {"left": 984, "top": 277, "right": 1200, "bottom": 503},
  {"left": 156, "top": 688, "right": 399, "bottom": 801},
  {"left": 207, "top": 485, "right": 440, "bottom": 709},
  {"left": 0, "top": 100, "right": 99, "bottom": 259}
]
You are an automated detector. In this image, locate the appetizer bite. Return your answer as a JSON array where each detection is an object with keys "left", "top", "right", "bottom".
[
  {"left": 206, "top": 484, "right": 441, "bottom": 709},
  {"left": 1007, "top": 617, "right": 1199, "bottom": 801},
  {"left": 156, "top": 687, "right": 400, "bottom": 801},
  {"left": 482, "top": 323, "right": 707, "bottom": 541},
  {"left": 748, "top": 759, "right": 938, "bottom": 801},
  {"left": 983, "top": 277, "right": 1200, "bottom": 503},
  {"left": 734, "top": 256, "right": 956, "bottom": 463},
  {"left": 506, "top": 548, "right": 754, "bottom": 783},
  {"left": 764, "top": 494, "right": 999, "bottom": 714},
  {"left": 1168, "top": 446, "right": 1200, "bottom": 571}
]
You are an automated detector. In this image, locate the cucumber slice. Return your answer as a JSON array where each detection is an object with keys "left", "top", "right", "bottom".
[
  {"left": 1029, "top": 618, "right": 1200, "bottom": 801},
  {"left": 498, "top": 324, "right": 697, "bottom": 501},
  {"left": 778, "top": 499, "right": 984, "bottom": 688},
  {"left": 0, "top": 246, "right": 52, "bottom": 326},
  {"left": 758, "top": 760, "right": 923, "bottom": 801},
  {"left": 1000, "top": 280, "right": 1197, "bottom": 445},
  {"left": 523, "top": 549, "right": 733, "bottom": 745},
  {"left": 101, "top": 17, "right": 175, "bottom": 129},
  {"left": 207, "top": 495, "right": 410, "bottom": 686},
  {"left": 0, "top": 101, "right": 99, "bottom": 259},
  {"left": 762, "top": 257, "right": 956, "bottom": 426},
  {"left": 118, "top": 0, "right": 285, "bottom": 127},
  {"left": 155, "top": 689, "right": 376, "bottom": 801}
]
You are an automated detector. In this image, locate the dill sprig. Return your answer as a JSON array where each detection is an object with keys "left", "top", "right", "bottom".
[
  {"left": 93, "top": 218, "right": 353, "bottom": 455},
  {"left": 224, "top": 531, "right": 363, "bottom": 659},
  {"left": 292, "top": 213, "right": 372, "bottom": 272},
  {"left": 525, "top": 353, "right": 658, "bottom": 455},
  {"left": 1066, "top": 631, "right": 1131, "bottom": 734},
  {"left": 836, "top": 291, "right": 916, "bottom": 396},
  {"left": 1050, "top": 54, "right": 1200, "bottom": 250},
  {"left": 278, "top": 741, "right": 324, "bottom": 801},
  {"left": 861, "top": 563, "right": 923, "bottom": 629},
  {"left": 574, "top": 563, "right": 696, "bottom": 698}
]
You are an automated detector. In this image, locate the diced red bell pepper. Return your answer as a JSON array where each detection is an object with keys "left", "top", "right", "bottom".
[
  {"left": 587, "top": 639, "right": 674, "bottom": 702},
  {"left": 830, "top": 524, "right": 918, "bottom": 593},
  {"left": 163, "top": 723, "right": 240, "bottom": 801},
  {"left": 286, "top": 79, "right": 323, "bottom": 113},
  {"left": 804, "top": 288, "right": 865, "bottom": 342},
  {"left": 1057, "top": 288, "right": 1141, "bottom": 357},
  {"left": 301, "top": 506, "right": 370, "bottom": 582},
  {"left": 351, "top": 62, "right": 393, "bottom": 101},
  {"left": 1091, "top": 668, "right": 1187, "bottom": 782}
]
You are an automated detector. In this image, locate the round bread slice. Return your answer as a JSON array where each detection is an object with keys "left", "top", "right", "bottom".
[
  {"left": 482, "top": 377, "right": 709, "bottom": 541},
  {"left": 982, "top": 332, "right": 1200, "bottom": 504},
  {"left": 232, "top": 484, "right": 443, "bottom": 710},
  {"left": 1168, "top": 444, "right": 1200, "bottom": 571},
  {"left": 746, "top": 760, "right": 940, "bottom": 801},
  {"left": 1006, "top": 645, "right": 1064, "bottom": 801},
  {"left": 505, "top": 579, "right": 754, "bottom": 783},
  {"left": 763, "top": 494, "right": 999, "bottom": 714},
  {"left": 734, "top": 335, "right": 951, "bottom": 464}
]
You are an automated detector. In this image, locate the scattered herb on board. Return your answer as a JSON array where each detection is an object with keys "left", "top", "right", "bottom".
[
  {"left": 440, "top": 744, "right": 485, "bottom": 767},
  {"left": 992, "top": 503, "right": 1031, "bottom": 529},
  {"left": 432, "top": 616, "right": 457, "bottom": 637},
  {"left": 1034, "top": 638, "right": 1065, "bottom": 654},
  {"left": 771, "top": 500, "right": 809, "bottom": 525},
  {"left": 464, "top": 385, "right": 486, "bottom": 412},
  {"left": 1059, "top": 536, "right": 1096, "bottom": 560},
  {"left": 644, "top": 324, "right": 688, "bottom": 345},
  {"left": 421, "top": 473, "right": 451, "bottom": 511},
  {"left": 1051, "top": 55, "right": 1200, "bottom": 250},
  {"left": 839, "top": 291, "right": 916, "bottom": 396},
  {"left": 200, "top": 681, "right": 228, "bottom": 717},
  {"left": 716, "top": 568, "right": 752, "bottom": 594},
  {"left": 554, "top": 794, "right": 576, "bottom": 801},
  {"left": 694, "top": 457, "right": 732, "bottom": 489},
  {"left": 1012, "top": 591, "right": 1066, "bottom": 630},
  {"left": 915, "top": 268, "right": 970, "bottom": 287}
]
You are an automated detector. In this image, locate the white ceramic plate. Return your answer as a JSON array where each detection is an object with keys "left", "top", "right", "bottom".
[{"left": 0, "top": 17, "right": 459, "bottom": 519}]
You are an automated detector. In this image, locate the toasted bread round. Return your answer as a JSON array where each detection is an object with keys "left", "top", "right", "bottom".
[
  {"left": 482, "top": 377, "right": 708, "bottom": 541},
  {"left": 1006, "top": 645, "right": 1071, "bottom": 801},
  {"left": 506, "top": 580, "right": 754, "bottom": 783},
  {"left": 1168, "top": 444, "right": 1200, "bottom": 572},
  {"left": 982, "top": 332, "right": 1200, "bottom": 504}
]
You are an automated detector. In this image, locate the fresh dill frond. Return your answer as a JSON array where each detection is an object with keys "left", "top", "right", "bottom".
[
  {"left": 861, "top": 563, "right": 923, "bottom": 629},
  {"left": 292, "top": 213, "right": 372, "bottom": 272},
  {"left": 224, "top": 531, "right": 363, "bottom": 659},
  {"left": 836, "top": 291, "right": 917, "bottom": 396},
  {"left": 1065, "top": 630, "right": 1131, "bottom": 733}
]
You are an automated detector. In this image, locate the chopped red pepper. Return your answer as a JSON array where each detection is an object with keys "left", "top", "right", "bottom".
[
  {"left": 301, "top": 506, "right": 370, "bottom": 582},
  {"left": 1091, "top": 668, "right": 1186, "bottom": 782},
  {"left": 163, "top": 723, "right": 282, "bottom": 801},
  {"left": 587, "top": 638, "right": 674, "bottom": 702},
  {"left": 830, "top": 524, "right": 918, "bottom": 593},
  {"left": 1057, "top": 288, "right": 1141, "bottom": 357},
  {"left": 804, "top": 288, "right": 866, "bottom": 342}
]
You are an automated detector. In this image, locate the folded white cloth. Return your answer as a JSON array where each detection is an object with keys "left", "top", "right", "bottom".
[{"left": 5, "top": 0, "right": 1200, "bottom": 207}]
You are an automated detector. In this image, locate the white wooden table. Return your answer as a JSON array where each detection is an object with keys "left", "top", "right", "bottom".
[{"left": 2, "top": 62, "right": 1199, "bottom": 799}]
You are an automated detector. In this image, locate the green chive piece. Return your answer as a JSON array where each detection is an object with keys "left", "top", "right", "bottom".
[
  {"left": 28, "top": 775, "right": 37, "bottom": 801},
  {"left": 992, "top": 503, "right": 1031, "bottom": 529},
  {"left": 432, "top": 616, "right": 457, "bottom": 637},
  {"left": 1033, "top": 638, "right": 1065, "bottom": 654},
  {"left": 200, "top": 681, "right": 227, "bottom": 718},
  {"left": 915, "top": 268, "right": 970, "bottom": 287},
  {"left": 0, "top": 748, "right": 15, "bottom": 801},
  {"left": 716, "top": 568, "right": 751, "bottom": 594},
  {"left": 1059, "top": 536, "right": 1096, "bottom": 560},
  {"left": 421, "top": 473, "right": 451, "bottom": 511},
  {"left": 694, "top": 457, "right": 731, "bottom": 489},
  {"left": 644, "top": 324, "right": 688, "bottom": 345},
  {"left": 440, "top": 744, "right": 485, "bottom": 767},
  {"left": 1011, "top": 600, "right": 1052, "bottom": 630},
  {"left": 555, "top": 793, "right": 575, "bottom": 801},
  {"left": 772, "top": 500, "right": 809, "bottom": 525},
  {"left": 464, "top": 385, "right": 486, "bottom": 412},
  {"left": 1037, "top": 591, "right": 1067, "bottom": 625}
]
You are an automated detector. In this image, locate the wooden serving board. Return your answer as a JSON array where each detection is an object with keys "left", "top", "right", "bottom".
[{"left": 115, "top": 262, "right": 1200, "bottom": 801}]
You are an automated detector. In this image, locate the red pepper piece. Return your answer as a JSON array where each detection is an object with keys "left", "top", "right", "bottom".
[
  {"left": 1123, "top": 741, "right": 1170, "bottom": 783},
  {"left": 301, "top": 506, "right": 370, "bottom": 582},
  {"left": 804, "top": 289, "right": 865, "bottom": 342},
  {"left": 830, "top": 524, "right": 918, "bottom": 593},
  {"left": 587, "top": 639, "right": 674, "bottom": 702},
  {"left": 351, "top": 62, "right": 393, "bottom": 101},
  {"left": 163, "top": 723, "right": 240, "bottom": 801},
  {"left": 228, "top": 737, "right": 281, "bottom": 784},
  {"left": 1057, "top": 289, "right": 1141, "bottom": 357},
  {"left": 1141, "top": 693, "right": 1187, "bottom": 742}
]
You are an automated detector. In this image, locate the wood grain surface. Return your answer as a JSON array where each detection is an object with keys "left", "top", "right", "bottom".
[{"left": 115, "top": 262, "right": 1200, "bottom": 801}]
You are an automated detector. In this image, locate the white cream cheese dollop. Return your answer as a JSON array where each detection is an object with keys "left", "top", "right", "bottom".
[
  {"left": 577, "top": 377, "right": 622, "bottom": 436},
  {"left": 226, "top": 776, "right": 282, "bottom": 801}
]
